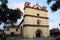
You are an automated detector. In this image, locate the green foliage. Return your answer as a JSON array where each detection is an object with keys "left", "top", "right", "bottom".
[
  {"left": 47, "top": 0, "right": 51, "bottom": 4},
  {"left": 0, "top": 0, "right": 22, "bottom": 25},
  {"left": 47, "top": 0, "right": 60, "bottom": 11}
]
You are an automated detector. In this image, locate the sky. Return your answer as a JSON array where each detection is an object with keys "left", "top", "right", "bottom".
[{"left": 0, "top": 0, "right": 60, "bottom": 30}]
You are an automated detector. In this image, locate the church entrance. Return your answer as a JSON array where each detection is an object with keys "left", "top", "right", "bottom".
[
  {"left": 11, "top": 32, "right": 14, "bottom": 36},
  {"left": 36, "top": 30, "right": 41, "bottom": 37}
]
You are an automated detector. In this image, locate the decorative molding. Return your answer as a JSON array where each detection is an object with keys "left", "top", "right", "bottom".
[
  {"left": 24, "top": 6, "right": 48, "bottom": 12},
  {"left": 24, "top": 24, "right": 49, "bottom": 27},
  {"left": 24, "top": 14, "right": 49, "bottom": 19}
]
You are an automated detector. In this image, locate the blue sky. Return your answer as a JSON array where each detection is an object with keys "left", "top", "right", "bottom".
[{"left": 0, "top": 0, "right": 60, "bottom": 29}]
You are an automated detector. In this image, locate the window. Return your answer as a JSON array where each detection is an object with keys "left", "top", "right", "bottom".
[
  {"left": 16, "top": 29, "right": 18, "bottom": 31},
  {"left": 37, "top": 20, "right": 41, "bottom": 25},
  {"left": 37, "top": 14, "right": 39, "bottom": 17},
  {"left": 7, "top": 28, "right": 9, "bottom": 31},
  {"left": 37, "top": 21, "right": 39, "bottom": 25},
  {"left": 37, "top": 7, "right": 39, "bottom": 9}
]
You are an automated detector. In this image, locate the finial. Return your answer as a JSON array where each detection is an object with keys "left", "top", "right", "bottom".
[
  {"left": 25, "top": 2, "right": 31, "bottom": 7},
  {"left": 36, "top": 3, "right": 39, "bottom": 6},
  {"left": 42, "top": 6, "right": 46, "bottom": 9}
]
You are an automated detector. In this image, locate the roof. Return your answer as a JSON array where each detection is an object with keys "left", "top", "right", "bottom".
[
  {"left": 3, "top": 25, "right": 19, "bottom": 28},
  {"left": 50, "top": 28, "right": 60, "bottom": 32},
  {"left": 18, "top": 19, "right": 24, "bottom": 26},
  {"left": 24, "top": 2, "right": 48, "bottom": 12}
]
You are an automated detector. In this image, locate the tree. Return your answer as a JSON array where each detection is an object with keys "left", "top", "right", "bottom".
[
  {"left": 47, "top": 0, "right": 60, "bottom": 11},
  {"left": 0, "top": 0, "right": 22, "bottom": 26}
]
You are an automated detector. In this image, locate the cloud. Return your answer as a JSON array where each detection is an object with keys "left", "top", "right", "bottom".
[
  {"left": 11, "top": 2, "right": 38, "bottom": 12},
  {"left": 12, "top": 2, "right": 24, "bottom": 12}
]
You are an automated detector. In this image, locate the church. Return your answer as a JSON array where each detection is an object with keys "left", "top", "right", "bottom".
[{"left": 4, "top": 2, "right": 50, "bottom": 38}]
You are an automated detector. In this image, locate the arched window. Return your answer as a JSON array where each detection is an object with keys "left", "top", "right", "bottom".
[
  {"left": 16, "top": 29, "right": 18, "bottom": 31},
  {"left": 7, "top": 28, "right": 9, "bottom": 31},
  {"left": 37, "top": 20, "right": 41, "bottom": 25},
  {"left": 37, "top": 14, "right": 39, "bottom": 17},
  {"left": 37, "top": 7, "right": 39, "bottom": 9}
]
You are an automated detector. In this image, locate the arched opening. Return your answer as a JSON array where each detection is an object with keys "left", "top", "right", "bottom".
[
  {"left": 37, "top": 20, "right": 41, "bottom": 25},
  {"left": 11, "top": 32, "right": 14, "bottom": 36},
  {"left": 36, "top": 30, "right": 41, "bottom": 37}
]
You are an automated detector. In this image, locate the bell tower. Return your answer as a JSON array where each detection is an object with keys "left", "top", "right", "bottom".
[{"left": 23, "top": 2, "right": 50, "bottom": 38}]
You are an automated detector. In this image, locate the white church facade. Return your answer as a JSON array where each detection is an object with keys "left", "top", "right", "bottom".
[{"left": 4, "top": 2, "right": 50, "bottom": 38}]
